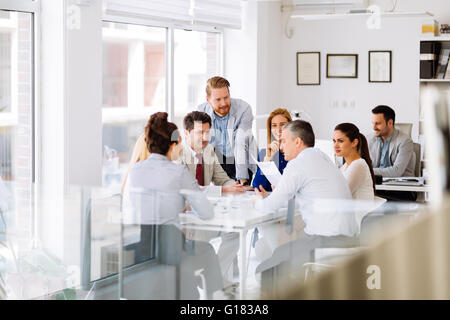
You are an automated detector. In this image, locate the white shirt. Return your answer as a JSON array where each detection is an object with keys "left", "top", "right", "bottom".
[
  {"left": 123, "top": 153, "right": 214, "bottom": 226},
  {"left": 340, "top": 159, "right": 375, "bottom": 201},
  {"left": 340, "top": 158, "right": 378, "bottom": 233},
  {"left": 255, "top": 148, "right": 357, "bottom": 237}
]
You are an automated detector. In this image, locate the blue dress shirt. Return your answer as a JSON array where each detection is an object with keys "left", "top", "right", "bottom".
[
  {"left": 379, "top": 136, "right": 392, "bottom": 169},
  {"left": 211, "top": 112, "right": 233, "bottom": 158}
]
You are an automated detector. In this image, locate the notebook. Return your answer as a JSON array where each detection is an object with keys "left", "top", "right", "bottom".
[{"left": 382, "top": 177, "right": 425, "bottom": 186}]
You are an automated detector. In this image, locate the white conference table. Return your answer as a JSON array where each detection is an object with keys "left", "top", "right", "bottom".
[{"left": 179, "top": 193, "right": 293, "bottom": 299}]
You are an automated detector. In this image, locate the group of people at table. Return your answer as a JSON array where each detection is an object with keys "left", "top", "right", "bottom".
[{"left": 121, "top": 76, "right": 417, "bottom": 298}]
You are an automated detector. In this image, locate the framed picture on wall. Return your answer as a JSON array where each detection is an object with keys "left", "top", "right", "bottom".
[
  {"left": 297, "top": 52, "right": 320, "bottom": 85},
  {"left": 369, "top": 50, "right": 392, "bottom": 82},
  {"left": 327, "top": 54, "right": 358, "bottom": 78}
]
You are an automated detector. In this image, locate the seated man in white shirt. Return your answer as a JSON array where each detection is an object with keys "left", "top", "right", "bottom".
[{"left": 253, "top": 120, "right": 359, "bottom": 295}]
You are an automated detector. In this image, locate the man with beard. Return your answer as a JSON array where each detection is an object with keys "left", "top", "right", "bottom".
[
  {"left": 368, "top": 105, "right": 416, "bottom": 201},
  {"left": 197, "top": 76, "right": 257, "bottom": 185}
]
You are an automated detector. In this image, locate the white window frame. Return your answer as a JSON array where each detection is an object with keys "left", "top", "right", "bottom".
[
  {"left": 0, "top": 0, "right": 39, "bottom": 13},
  {"left": 0, "top": 0, "right": 40, "bottom": 184},
  {"left": 0, "top": 13, "right": 18, "bottom": 127},
  {"left": 101, "top": 14, "right": 224, "bottom": 124}
]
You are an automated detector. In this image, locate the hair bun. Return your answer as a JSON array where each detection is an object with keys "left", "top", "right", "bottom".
[
  {"left": 145, "top": 112, "right": 179, "bottom": 155},
  {"left": 154, "top": 112, "right": 168, "bottom": 121},
  {"left": 151, "top": 112, "right": 168, "bottom": 126},
  {"left": 148, "top": 112, "right": 169, "bottom": 139}
]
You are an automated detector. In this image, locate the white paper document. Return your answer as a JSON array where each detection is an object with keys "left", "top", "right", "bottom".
[{"left": 252, "top": 155, "right": 282, "bottom": 187}]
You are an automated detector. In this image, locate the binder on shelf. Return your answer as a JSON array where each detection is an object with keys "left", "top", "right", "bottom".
[
  {"left": 420, "top": 41, "right": 441, "bottom": 79},
  {"left": 445, "top": 58, "right": 450, "bottom": 79},
  {"left": 421, "top": 19, "right": 439, "bottom": 36},
  {"left": 435, "top": 49, "right": 450, "bottom": 79}
]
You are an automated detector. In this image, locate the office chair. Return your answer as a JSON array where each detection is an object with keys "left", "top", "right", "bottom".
[
  {"left": 396, "top": 123, "right": 413, "bottom": 138},
  {"left": 301, "top": 198, "right": 429, "bottom": 283},
  {"left": 301, "top": 196, "right": 385, "bottom": 282}
]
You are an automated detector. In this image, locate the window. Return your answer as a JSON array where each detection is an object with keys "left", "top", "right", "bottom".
[
  {"left": 0, "top": 10, "right": 33, "bottom": 227},
  {"left": 102, "top": 22, "right": 166, "bottom": 189},
  {"left": 173, "top": 29, "right": 221, "bottom": 127},
  {"left": 101, "top": 21, "right": 222, "bottom": 190}
]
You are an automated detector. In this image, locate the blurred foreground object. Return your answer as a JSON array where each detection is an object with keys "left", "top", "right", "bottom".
[{"left": 267, "top": 88, "right": 450, "bottom": 299}]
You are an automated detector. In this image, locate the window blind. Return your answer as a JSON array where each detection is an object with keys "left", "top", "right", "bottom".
[{"left": 103, "top": 0, "right": 242, "bottom": 29}]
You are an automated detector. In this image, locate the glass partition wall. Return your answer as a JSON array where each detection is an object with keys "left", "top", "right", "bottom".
[
  {"left": 0, "top": 9, "right": 34, "bottom": 299},
  {"left": 101, "top": 22, "right": 167, "bottom": 193}
]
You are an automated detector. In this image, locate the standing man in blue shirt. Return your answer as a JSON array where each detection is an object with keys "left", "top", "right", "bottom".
[{"left": 197, "top": 76, "right": 257, "bottom": 185}]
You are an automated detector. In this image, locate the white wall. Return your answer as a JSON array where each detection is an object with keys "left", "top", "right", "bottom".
[
  {"left": 224, "top": 0, "right": 283, "bottom": 148},
  {"left": 39, "top": 0, "right": 102, "bottom": 268},
  {"left": 372, "top": 0, "right": 450, "bottom": 24},
  {"left": 255, "top": 1, "right": 283, "bottom": 147},
  {"left": 65, "top": 0, "right": 103, "bottom": 187},
  {"left": 223, "top": 0, "right": 258, "bottom": 113},
  {"left": 281, "top": 16, "right": 422, "bottom": 140},
  {"left": 275, "top": 0, "right": 450, "bottom": 141},
  {"left": 230, "top": 0, "right": 450, "bottom": 144}
]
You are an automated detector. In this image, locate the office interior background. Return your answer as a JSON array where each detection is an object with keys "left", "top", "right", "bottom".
[{"left": 1, "top": 0, "right": 450, "bottom": 300}]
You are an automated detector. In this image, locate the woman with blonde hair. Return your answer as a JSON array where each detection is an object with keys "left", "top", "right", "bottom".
[
  {"left": 252, "top": 107, "right": 292, "bottom": 192},
  {"left": 121, "top": 133, "right": 149, "bottom": 192}
]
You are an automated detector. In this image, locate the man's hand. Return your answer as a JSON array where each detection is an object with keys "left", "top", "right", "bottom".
[
  {"left": 254, "top": 185, "right": 268, "bottom": 198},
  {"left": 222, "top": 181, "right": 246, "bottom": 194},
  {"left": 239, "top": 179, "right": 248, "bottom": 185}
]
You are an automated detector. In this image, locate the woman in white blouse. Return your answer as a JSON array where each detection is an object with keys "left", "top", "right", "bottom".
[{"left": 333, "top": 123, "right": 375, "bottom": 200}]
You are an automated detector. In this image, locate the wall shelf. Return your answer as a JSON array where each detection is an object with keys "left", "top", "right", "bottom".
[
  {"left": 291, "top": 11, "right": 433, "bottom": 20},
  {"left": 420, "top": 79, "right": 450, "bottom": 82},
  {"left": 420, "top": 36, "right": 450, "bottom": 42}
]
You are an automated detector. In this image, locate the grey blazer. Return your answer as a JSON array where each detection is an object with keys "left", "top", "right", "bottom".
[
  {"left": 197, "top": 98, "right": 257, "bottom": 180},
  {"left": 368, "top": 129, "right": 416, "bottom": 177}
]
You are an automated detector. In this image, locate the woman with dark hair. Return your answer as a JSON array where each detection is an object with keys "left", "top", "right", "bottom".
[
  {"left": 333, "top": 123, "right": 375, "bottom": 200},
  {"left": 125, "top": 112, "right": 223, "bottom": 299},
  {"left": 126, "top": 112, "right": 213, "bottom": 223}
]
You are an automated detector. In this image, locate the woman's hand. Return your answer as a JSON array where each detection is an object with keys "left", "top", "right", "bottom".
[{"left": 264, "top": 140, "right": 279, "bottom": 162}]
